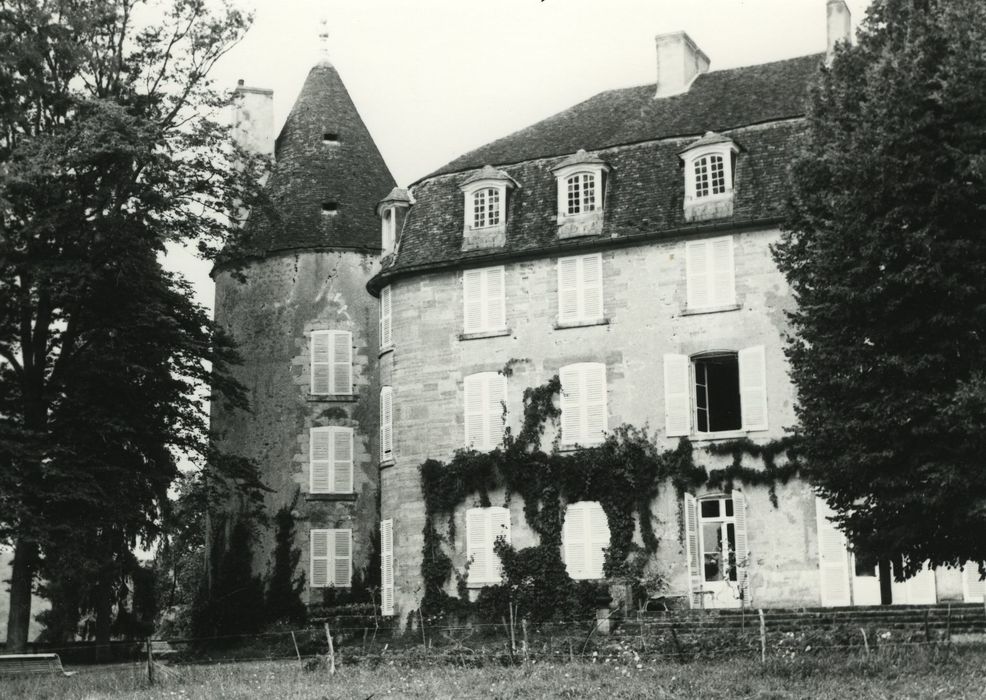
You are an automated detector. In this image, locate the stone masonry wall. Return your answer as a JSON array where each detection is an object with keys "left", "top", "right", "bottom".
[{"left": 213, "top": 250, "right": 380, "bottom": 604}]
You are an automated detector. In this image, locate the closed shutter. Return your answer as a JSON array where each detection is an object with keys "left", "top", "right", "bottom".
[
  {"left": 486, "top": 266, "right": 506, "bottom": 331},
  {"left": 586, "top": 502, "right": 610, "bottom": 580},
  {"left": 711, "top": 237, "right": 736, "bottom": 306},
  {"left": 463, "top": 267, "right": 505, "bottom": 333},
  {"left": 683, "top": 493, "right": 702, "bottom": 607},
  {"left": 333, "top": 530, "right": 352, "bottom": 587},
  {"left": 463, "top": 269, "right": 484, "bottom": 333},
  {"left": 732, "top": 490, "right": 750, "bottom": 603},
  {"left": 663, "top": 354, "right": 691, "bottom": 437},
  {"left": 557, "top": 257, "right": 580, "bottom": 323},
  {"left": 380, "top": 286, "right": 392, "bottom": 348},
  {"left": 310, "top": 530, "right": 330, "bottom": 588},
  {"left": 310, "top": 428, "right": 332, "bottom": 493},
  {"left": 815, "top": 497, "right": 851, "bottom": 607},
  {"left": 489, "top": 507, "right": 510, "bottom": 584},
  {"left": 685, "top": 240, "right": 710, "bottom": 309},
  {"left": 311, "top": 331, "right": 331, "bottom": 395},
  {"left": 332, "top": 427, "right": 354, "bottom": 493},
  {"left": 963, "top": 561, "right": 985, "bottom": 603},
  {"left": 466, "top": 508, "right": 491, "bottom": 584},
  {"left": 380, "top": 387, "right": 393, "bottom": 460},
  {"left": 381, "top": 519, "right": 395, "bottom": 615},
  {"left": 900, "top": 564, "right": 937, "bottom": 605},
  {"left": 686, "top": 237, "right": 735, "bottom": 309},
  {"left": 560, "top": 363, "right": 607, "bottom": 446},
  {"left": 330, "top": 331, "right": 353, "bottom": 395},
  {"left": 581, "top": 254, "right": 604, "bottom": 320},
  {"left": 739, "top": 346, "right": 768, "bottom": 431},
  {"left": 558, "top": 254, "right": 604, "bottom": 323},
  {"left": 563, "top": 502, "right": 588, "bottom": 579},
  {"left": 464, "top": 373, "right": 507, "bottom": 451}
]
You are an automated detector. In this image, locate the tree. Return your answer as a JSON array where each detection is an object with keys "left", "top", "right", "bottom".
[
  {"left": 775, "top": 0, "right": 986, "bottom": 580},
  {"left": 0, "top": 0, "right": 268, "bottom": 650}
]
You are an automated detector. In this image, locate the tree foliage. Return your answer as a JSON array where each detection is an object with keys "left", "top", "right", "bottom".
[
  {"left": 775, "top": 0, "right": 986, "bottom": 575},
  {"left": 0, "top": 0, "right": 269, "bottom": 648}
]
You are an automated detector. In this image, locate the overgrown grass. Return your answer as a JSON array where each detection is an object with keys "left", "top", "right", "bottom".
[{"left": 5, "top": 645, "right": 986, "bottom": 699}]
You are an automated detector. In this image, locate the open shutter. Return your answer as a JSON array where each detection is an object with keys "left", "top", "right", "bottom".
[
  {"left": 563, "top": 502, "right": 588, "bottom": 579},
  {"left": 739, "top": 346, "right": 768, "bottom": 431},
  {"left": 489, "top": 507, "right": 510, "bottom": 583},
  {"left": 557, "top": 257, "right": 579, "bottom": 323},
  {"left": 663, "top": 354, "right": 691, "bottom": 437},
  {"left": 815, "top": 497, "right": 851, "bottom": 607},
  {"left": 901, "top": 563, "right": 937, "bottom": 604},
  {"left": 380, "top": 286, "right": 392, "bottom": 348},
  {"left": 732, "top": 490, "right": 750, "bottom": 604},
  {"left": 559, "top": 364, "right": 583, "bottom": 445},
  {"left": 311, "top": 331, "right": 331, "bottom": 395},
  {"left": 310, "top": 530, "right": 330, "bottom": 587},
  {"left": 463, "top": 269, "right": 483, "bottom": 333},
  {"left": 486, "top": 373, "right": 507, "bottom": 449},
  {"left": 381, "top": 519, "right": 395, "bottom": 615},
  {"left": 683, "top": 494, "right": 702, "bottom": 607},
  {"left": 463, "top": 374, "right": 486, "bottom": 449},
  {"left": 466, "top": 508, "right": 491, "bottom": 584},
  {"left": 711, "top": 236, "right": 736, "bottom": 307},
  {"left": 310, "top": 428, "right": 332, "bottom": 493},
  {"left": 685, "top": 240, "right": 710, "bottom": 309},
  {"left": 330, "top": 331, "right": 353, "bottom": 395},
  {"left": 333, "top": 530, "right": 352, "bottom": 587},
  {"left": 581, "top": 254, "right": 604, "bottom": 320},
  {"left": 963, "top": 561, "right": 985, "bottom": 603},
  {"left": 583, "top": 363, "right": 607, "bottom": 444},
  {"left": 380, "top": 387, "right": 393, "bottom": 460},
  {"left": 486, "top": 266, "right": 506, "bottom": 330},
  {"left": 586, "top": 502, "right": 610, "bottom": 579},
  {"left": 332, "top": 428, "right": 353, "bottom": 493}
]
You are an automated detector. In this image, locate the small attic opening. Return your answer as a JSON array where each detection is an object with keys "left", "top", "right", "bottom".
[
  {"left": 322, "top": 132, "right": 339, "bottom": 144},
  {"left": 321, "top": 202, "right": 339, "bottom": 215}
]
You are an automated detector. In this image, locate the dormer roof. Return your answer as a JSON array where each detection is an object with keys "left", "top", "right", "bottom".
[
  {"left": 677, "top": 131, "right": 739, "bottom": 156},
  {"left": 460, "top": 165, "right": 518, "bottom": 189},
  {"left": 551, "top": 149, "right": 609, "bottom": 173}
]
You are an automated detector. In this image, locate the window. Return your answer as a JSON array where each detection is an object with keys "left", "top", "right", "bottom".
[
  {"left": 679, "top": 133, "right": 739, "bottom": 222},
  {"left": 466, "top": 507, "right": 511, "bottom": 587},
  {"left": 321, "top": 202, "right": 338, "bottom": 215},
  {"left": 380, "top": 386, "right": 393, "bottom": 461},
  {"left": 663, "top": 346, "right": 767, "bottom": 437},
  {"left": 472, "top": 188, "right": 501, "bottom": 229},
  {"left": 563, "top": 501, "right": 610, "bottom": 580},
  {"left": 685, "top": 236, "right": 735, "bottom": 310},
  {"left": 379, "top": 286, "right": 393, "bottom": 349},
  {"left": 815, "top": 497, "right": 852, "bottom": 607},
  {"left": 464, "top": 372, "right": 507, "bottom": 451},
  {"left": 560, "top": 362, "right": 607, "bottom": 446},
  {"left": 459, "top": 166, "right": 514, "bottom": 237},
  {"left": 693, "top": 155, "right": 726, "bottom": 198},
  {"left": 963, "top": 561, "right": 985, "bottom": 603},
  {"left": 462, "top": 266, "right": 506, "bottom": 334},
  {"left": 310, "top": 426, "right": 354, "bottom": 494},
  {"left": 552, "top": 150, "right": 609, "bottom": 237},
  {"left": 310, "top": 529, "right": 352, "bottom": 588},
  {"left": 566, "top": 173, "right": 597, "bottom": 215},
  {"left": 377, "top": 188, "right": 411, "bottom": 255},
  {"left": 381, "top": 519, "right": 395, "bottom": 615},
  {"left": 683, "top": 493, "right": 748, "bottom": 607},
  {"left": 557, "top": 253, "right": 603, "bottom": 324},
  {"left": 310, "top": 330, "right": 352, "bottom": 395},
  {"left": 381, "top": 208, "right": 397, "bottom": 253}
]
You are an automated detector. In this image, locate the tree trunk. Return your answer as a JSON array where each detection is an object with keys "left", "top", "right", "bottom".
[
  {"left": 94, "top": 561, "right": 114, "bottom": 645},
  {"left": 879, "top": 559, "right": 893, "bottom": 605},
  {"left": 5, "top": 538, "right": 38, "bottom": 652}
]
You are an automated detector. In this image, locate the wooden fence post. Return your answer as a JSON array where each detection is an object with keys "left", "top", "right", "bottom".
[
  {"left": 758, "top": 609, "right": 766, "bottom": 664},
  {"left": 860, "top": 627, "right": 870, "bottom": 656},
  {"left": 291, "top": 631, "right": 302, "bottom": 667},
  {"left": 324, "top": 622, "right": 336, "bottom": 675},
  {"left": 146, "top": 638, "right": 154, "bottom": 686}
]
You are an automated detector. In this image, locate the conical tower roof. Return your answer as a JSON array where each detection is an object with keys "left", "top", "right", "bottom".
[{"left": 243, "top": 61, "right": 396, "bottom": 255}]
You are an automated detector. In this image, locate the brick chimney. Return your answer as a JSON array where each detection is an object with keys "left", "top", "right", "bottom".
[
  {"left": 654, "top": 31, "right": 710, "bottom": 99},
  {"left": 826, "top": 0, "right": 852, "bottom": 63},
  {"left": 232, "top": 79, "right": 275, "bottom": 158}
]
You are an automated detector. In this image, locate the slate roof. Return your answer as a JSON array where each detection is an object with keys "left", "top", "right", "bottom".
[
  {"left": 369, "top": 52, "right": 823, "bottom": 293},
  {"left": 237, "top": 61, "right": 396, "bottom": 258}
]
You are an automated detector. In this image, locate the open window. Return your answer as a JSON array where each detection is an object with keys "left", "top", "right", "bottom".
[{"left": 684, "top": 492, "right": 748, "bottom": 608}]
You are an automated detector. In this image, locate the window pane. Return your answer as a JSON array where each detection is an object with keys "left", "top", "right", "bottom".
[
  {"left": 567, "top": 176, "right": 581, "bottom": 214},
  {"left": 725, "top": 498, "right": 734, "bottom": 517},
  {"left": 702, "top": 522, "right": 723, "bottom": 581},
  {"left": 473, "top": 191, "right": 486, "bottom": 228},
  {"left": 700, "top": 499, "right": 720, "bottom": 518},
  {"left": 726, "top": 523, "right": 737, "bottom": 582},
  {"left": 710, "top": 155, "right": 726, "bottom": 194},
  {"left": 695, "top": 157, "right": 709, "bottom": 198},
  {"left": 694, "top": 354, "right": 741, "bottom": 433}
]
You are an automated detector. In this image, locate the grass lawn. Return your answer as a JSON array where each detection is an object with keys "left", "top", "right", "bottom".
[{"left": 4, "top": 646, "right": 986, "bottom": 699}]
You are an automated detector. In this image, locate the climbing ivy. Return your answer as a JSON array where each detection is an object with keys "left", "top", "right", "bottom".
[{"left": 417, "top": 373, "right": 801, "bottom": 619}]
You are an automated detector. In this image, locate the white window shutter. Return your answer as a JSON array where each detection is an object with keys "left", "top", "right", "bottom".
[
  {"left": 557, "top": 257, "right": 580, "bottom": 323},
  {"left": 559, "top": 364, "right": 583, "bottom": 445},
  {"left": 902, "top": 564, "right": 937, "bottom": 605},
  {"left": 333, "top": 530, "right": 352, "bottom": 587},
  {"left": 581, "top": 254, "right": 604, "bottom": 320},
  {"left": 310, "top": 530, "right": 330, "bottom": 587},
  {"left": 815, "top": 497, "right": 851, "bottom": 607},
  {"left": 586, "top": 502, "right": 610, "bottom": 580},
  {"left": 310, "top": 428, "right": 332, "bottom": 494},
  {"left": 463, "top": 269, "right": 484, "bottom": 333},
  {"left": 463, "top": 374, "right": 486, "bottom": 449},
  {"left": 685, "top": 240, "right": 710, "bottom": 309},
  {"left": 311, "top": 332, "right": 331, "bottom": 395},
  {"left": 663, "top": 354, "right": 691, "bottom": 437},
  {"left": 963, "top": 561, "right": 985, "bottom": 603},
  {"left": 739, "top": 346, "right": 768, "bottom": 431},
  {"left": 381, "top": 519, "right": 395, "bottom": 615},
  {"left": 683, "top": 494, "right": 702, "bottom": 607},
  {"left": 563, "top": 502, "right": 588, "bottom": 579},
  {"left": 466, "top": 508, "right": 491, "bottom": 584},
  {"left": 731, "top": 490, "right": 750, "bottom": 603},
  {"left": 332, "top": 428, "right": 354, "bottom": 493},
  {"left": 380, "top": 387, "right": 393, "bottom": 460},
  {"left": 711, "top": 236, "right": 736, "bottom": 307},
  {"left": 489, "top": 506, "right": 510, "bottom": 583},
  {"left": 486, "top": 266, "right": 506, "bottom": 330},
  {"left": 583, "top": 363, "right": 607, "bottom": 445},
  {"left": 329, "top": 331, "right": 353, "bottom": 395},
  {"left": 380, "top": 286, "right": 392, "bottom": 348},
  {"left": 486, "top": 373, "right": 507, "bottom": 449}
]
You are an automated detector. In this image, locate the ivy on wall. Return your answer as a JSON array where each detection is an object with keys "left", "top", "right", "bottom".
[{"left": 418, "top": 372, "right": 800, "bottom": 618}]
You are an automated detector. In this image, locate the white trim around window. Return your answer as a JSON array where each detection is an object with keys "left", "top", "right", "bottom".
[
  {"left": 557, "top": 253, "right": 604, "bottom": 325},
  {"left": 310, "top": 528, "right": 352, "bottom": 588},
  {"left": 309, "top": 426, "right": 354, "bottom": 494},
  {"left": 310, "top": 330, "right": 353, "bottom": 395},
  {"left": 464, "top": 372, "right": 508, "bottom": 451}
]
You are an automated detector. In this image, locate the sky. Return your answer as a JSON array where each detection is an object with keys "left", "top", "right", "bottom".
[{"left": 168, "top": 0, "right": 873, "bottom": 310}]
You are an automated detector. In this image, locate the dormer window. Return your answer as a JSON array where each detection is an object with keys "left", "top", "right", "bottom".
[
  {"left": 459, "top": 166, "right": 517, "bottom": 252},
  {"left": 376, "top": 187, "right": 412, "bottom": 256},
  {"left": 552, "top": 150, "right": 610, "bottom": 239},
  {"left": 679, "top": 132, "right": 740, "bottom": 223}
]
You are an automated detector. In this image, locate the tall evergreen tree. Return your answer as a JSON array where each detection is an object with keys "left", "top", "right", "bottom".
[
  {"left": 775, "top": 0, "right": 986, "bottom": 577},
  {"left": 0, "top": 0, "right": 268, "bottom": 649}
]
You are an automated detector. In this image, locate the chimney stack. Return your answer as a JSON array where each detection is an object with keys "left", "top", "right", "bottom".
[
  {"left": 654, "top": 31, "right": 710, "bottom": 99},
  {"left": 232, "top": 81, "right": 275, "bottom": 158},
  {"left": 826, "top": 0, "right": 852, "bottom": 63}
]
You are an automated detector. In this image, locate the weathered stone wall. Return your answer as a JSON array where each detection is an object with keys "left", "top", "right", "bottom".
[
  {"left": 213, "top": 250, "right": 379, "bottom": 604},
  {"left": 379, "top": 227, "right": 829, "bottom": 615}
]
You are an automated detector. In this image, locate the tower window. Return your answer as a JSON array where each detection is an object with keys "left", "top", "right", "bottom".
[
  {"left": 323, "top": 133, "right": 339, "bottom": 144},
  {"left": 322, "top": 202, "right": 338, "bottom": 215}
]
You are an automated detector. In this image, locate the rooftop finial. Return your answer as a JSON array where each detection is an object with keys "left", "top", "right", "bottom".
[{"left": 318, "top": 18, "right": 331, "bottom": 64}]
